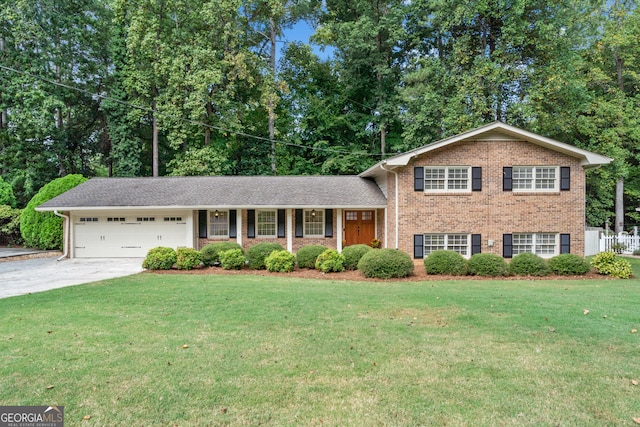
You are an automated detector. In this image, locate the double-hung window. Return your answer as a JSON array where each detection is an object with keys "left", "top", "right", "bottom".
[
  {"left": 512, "top": 166, "right": 558, "bottom": 191},
  {"left": 424, "top": 167, "right": 470, "bottom": 192},
  {"left": 304, "top": 209, "right": 324, "bottom": 237},
  {"left": 512, "top": 233, "right": 557, "bottom": 256},
  {"left": 424, "top": 234, "right": 470, "bottom": 257},
  {"left": 257, "top": 210, "right": 277, "bottom": 238},
  {"left": 209, "top": 210, "right": 229, "bottom": 238}
]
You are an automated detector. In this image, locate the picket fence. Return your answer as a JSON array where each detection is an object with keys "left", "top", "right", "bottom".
[{"left": 599, "top": 232, "right": 640, "bottom": 254}]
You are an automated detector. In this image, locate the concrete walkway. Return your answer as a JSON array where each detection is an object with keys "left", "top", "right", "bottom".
[{"left": 0, "top": 256, "right": 144, "bottom": 299}]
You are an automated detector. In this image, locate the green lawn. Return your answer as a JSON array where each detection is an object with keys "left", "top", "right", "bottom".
[{"left": 2, "top": 261, "right": 640, "bottom": 426}]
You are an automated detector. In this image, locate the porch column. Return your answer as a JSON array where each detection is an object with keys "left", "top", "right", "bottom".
[
  {"left": 236, "top": 209, "right": 243, "bottom": 247},
  {"left": 287, "top": 208, "right": 293, "bottom": 252},
  {"left": 337, "top": 208, "right": 343, "bottom": 252}
]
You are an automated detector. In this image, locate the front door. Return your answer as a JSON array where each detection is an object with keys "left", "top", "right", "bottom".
[{"left": 344, "top": 210, "right": 375, "bottom": 246}]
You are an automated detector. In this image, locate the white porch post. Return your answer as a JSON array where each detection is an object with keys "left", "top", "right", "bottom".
[
  {"left": 337, "top": 208, "right": 343, "bottom": 252},
  {"left": 287, "top": 208, "right": 293, "bottom": 252},
  {"left": 236, "top": 209, "right": 243, "bottom": 247}
]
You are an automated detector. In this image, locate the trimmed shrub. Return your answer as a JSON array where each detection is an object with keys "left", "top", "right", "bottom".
[
  {"left": 357, "top": 249, "right": 414, "bottom": 279},
  {"left": 508, "top": 252, "right": 549, "bottom": 276},
  {"left": 176, "top": 247, "right": 202, "bottom": 270},
  {"left": 548, "top": 254, "right": 591, "bottom": 275},
  {"left": 266, "top": 250, "right": 296, "bottom": 273},
  {"left": 296, "top": 245, "right": 328, "bottom": 269},
  {"left": 220, "top": 249, "right": 246, "bottom": 270},
  {"left": 423, "top": 250, "right": 467, "bottom": 275},
  {"left": 591, "top": 251, "right": 633, "bottom": 279},
  {"left": 0, "top": 177, "right": 16, "bottom": 208},
  {"left": 468, "top": 253, "right": 508, "bottom": 277},
  {"left": 246, "top": 242, "right": 284, "bottom": 269},
  {"left": 20, "top": 174, "right": 87, "bottom": 250},
  {"left": 201, "top": 242, "right": 244, "bottom": 266},
  {"left": 315, "top": 249, "right": 345, "bottom": 273},
  {"left": 0, "top": 205, "right": 23, "bottom": 246},
  {"left": 142, "top": 247, "right": 177, "bottom": 270},
  {"left": 342, "top": 244, "right": 372, "bottom": 270}
]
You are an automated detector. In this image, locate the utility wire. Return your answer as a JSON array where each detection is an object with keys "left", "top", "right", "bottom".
[{"left": 0, "top": 63, "right": 383, "bottom": 158}]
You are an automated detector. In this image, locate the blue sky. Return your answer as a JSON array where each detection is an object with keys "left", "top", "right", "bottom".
[{"left": 280, "top": 20, "right": 335, "bottom": 61}]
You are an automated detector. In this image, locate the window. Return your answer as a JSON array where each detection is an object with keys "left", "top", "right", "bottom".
[
  {"left": 424, "top": 167, "right": 470, "bottom": 192},
  {"left": 512, "top": 166, "right": 558, "bottom": 191},
  {"left": 513, "top": 233, "right": 557, "bottom": 256},
  {"left": 257, "top": 210, "right": 277, "bottom": 237},
  {"left": 136, "top": 217, "right": 155, "bottom": 222},
  {"left": 107, "top": 217, "right": 125, "bottom": 222},
  {"left": 209, "top": 210, "right": 228, "bottom": 238},
  {"left": 164, "top": 217, "right": 183, "bottom": 222},
  {"left": 304, "top": 209, "right": 324, "bottom": 237},
  {"left": 79, "top": 217, "right": 98, "bottom": 222},
  {"left": 424, "top": 234, "right": 470, "bottom": 257}
]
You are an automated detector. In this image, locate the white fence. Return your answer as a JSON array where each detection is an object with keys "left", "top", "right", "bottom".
[{"left": 599, "top": 231, "right": 640, "bottom": 254}]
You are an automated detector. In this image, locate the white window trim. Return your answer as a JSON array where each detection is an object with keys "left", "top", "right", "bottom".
[
  {"left": 303, "top": 209, "right": 324, "bottom": 238},
  {"left": 423, "top": 166, "right": 471, "bottom": 193},
  {"left": 512, "top": 233, "right": 558, "bottom": 258},
  {"left": 423, "top": 233, "right": 471, "bottom": 258},
  {"left": 512, "top": 166, "right": 559, "bottom": 192},
  {"left": 208, "top": 210, "right": 229, "bottom": 239},
  {"left": 256, "top": 209, "right": 277, "bottom": 238}
]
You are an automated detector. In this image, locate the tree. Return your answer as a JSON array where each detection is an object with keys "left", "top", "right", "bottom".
[{"left": 0, "top": 176, "right": 16, "bottom": 207}]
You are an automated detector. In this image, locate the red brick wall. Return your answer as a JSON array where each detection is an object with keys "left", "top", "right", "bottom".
[{"left": 389, "top": 139, "right": 586, "bottom": 257}]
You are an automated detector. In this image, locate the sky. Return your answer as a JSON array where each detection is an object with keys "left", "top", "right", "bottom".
[{"left": 280, "top": 20, "right": 335, "bottom": 61}]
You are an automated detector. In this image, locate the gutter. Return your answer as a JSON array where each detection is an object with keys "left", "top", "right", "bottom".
[
  {"left": 380, "top": 162, "right": 399, "bottom": 249},
  {"left": 54, "top": 210, "right": 69, "bottom": 261}
]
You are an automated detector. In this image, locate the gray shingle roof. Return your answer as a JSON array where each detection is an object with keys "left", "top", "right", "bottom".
[{"left": 37, "top": 176, "right": 387, "bottom": 210}]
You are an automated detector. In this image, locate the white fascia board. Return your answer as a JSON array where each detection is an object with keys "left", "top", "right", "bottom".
[{"left": 37, "top": 204, "right": 388, "bottom": 212}]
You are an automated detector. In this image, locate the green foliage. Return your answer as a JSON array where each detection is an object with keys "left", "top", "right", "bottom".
[
  {"left": 357, "top": 249, "right": 414, "bottom": 279},
  {"left": 246, "top": 242, "right": 284, "bottom": 270},
  {"left": 142, "top": 247, "right": 177, "bottom": 270},
  {"left": 548, "top": 254, "right": 591, "bottom": 275},
  {"left": 0, "top": 177, "right": 17, "bottom": 208},
  {"left": 265, "top": 250, "right": 296, "bottom": 273},
  {"left": 167, "top": 146, "right": 232, "bottom": 176},
  {"left": 176, "top": 247, "right": 202, "bottom": 270},
  {"left": 296, "top": 245, "right": 328, "bottom": 269},
  {"left": 508, "top": 253, "right": 550, "bottom": 277},
  {"left": 20, "top": 174, "right": 87, "bottom": 250},
  {"left": 423, "top": 250, "right": 467, "bottom": 276},
  {"left": 342, "top": 244, "right": 373, "bottom": 270},
  {"left": 315, "top": 249, "right": 345, "bottom": 273},
  {"left": 0, "top": 205, "right": 23, "bottom": 245},
  {"left": 201, "top": 242, "right": 244, "bottom": 266},
  {"left": 590, "top": 251, "right": 633, "bottom": 279},
  {"left": 468, "top": 254, "right": 509, "bottom": 277},
  {"left": 220, "top": 249, "right": 247, "bottom": 270}
]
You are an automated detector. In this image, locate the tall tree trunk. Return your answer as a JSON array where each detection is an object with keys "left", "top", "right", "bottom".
[
  {"left": 269, "top": 17, "right": 277, "bottom": 175},
  {"left": 152, "top": 99, "right": 159, "bottom": 177}
]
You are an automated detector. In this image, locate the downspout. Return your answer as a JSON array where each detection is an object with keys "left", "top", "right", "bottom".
[
  {"left": 54, "top": 210, "right": 69, "bottom": 261},
  {"left": 380, "top": 163, "right": 399, "bottom": 249}
]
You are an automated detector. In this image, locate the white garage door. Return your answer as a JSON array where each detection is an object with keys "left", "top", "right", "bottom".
[{"left": 73, "top": 213, "right": 190, "bottom": 258}]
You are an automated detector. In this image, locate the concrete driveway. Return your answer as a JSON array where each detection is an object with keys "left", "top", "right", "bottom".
[{"left": 0, "top": 256, "right": 144, "bottom": 299}]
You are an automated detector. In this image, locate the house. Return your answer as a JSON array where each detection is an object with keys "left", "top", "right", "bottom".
[{"left": 37, "top": 122, "right": 611, "bottom": 259}]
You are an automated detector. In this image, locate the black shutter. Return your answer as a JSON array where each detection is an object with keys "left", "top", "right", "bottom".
[
  {"left": 472, "top": 167, "right": 482, "bottom": 191},
  {"left": 277, "top": 209, "right": 286, "bottom": 238},
  {"left": 503, "top": 234, "right": 513, "bottom": 258},
  {"left": 471, "top": 234, "right": 482, "bottom": 255},
  {"left": 295, "top": 209, "right": 303, "bottom": 238},
  {"left": 560, "top": 234, "right": 570, "bottom": 254},
  {"left": 414, "top": 167, "right": 424, "bottom": 191},
  {"left": 247, "top": 209, "right": 255, "bottom": 238},
  {"left": 503, "top": 167, "right": 513, "bottom": 191},
  {"left": 325, "top": 209, "right": 333, "bottom": 237},
  {"left": 229, "top": 210, "right": 237, "bottom": 238},
  {"left": 413, "top": 234, "right": 424, "bottom": 259},
  {"left": 560, "top": 167, "right": 570, "bottom": 191},
  {"left": 198, "top": 210, "right": 207, "bottom": 238}
]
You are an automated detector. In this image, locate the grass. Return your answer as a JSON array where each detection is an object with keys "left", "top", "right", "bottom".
[{"left": 1, "top": 260, "right": 640, "bottom": 426}]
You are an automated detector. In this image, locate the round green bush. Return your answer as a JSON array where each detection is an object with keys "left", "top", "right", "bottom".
[
  {"left": 246, "top": 242, "right": 284, "bottom": 269},
  {"left": 176, "top": 247, "right": 202, "bottom": 270},
  {"left": 296, "top": 245, "right": 328, "bottom": 269},
  {"left": 591, "top": 251, "right": 633, "bottom": 279},
  {"left": 265, "top": 250, "right": 296, "bottom": 272},
  {"left": 0, "top": 205, "right": 23, "bottom": 245},
  {"left": 20, "top": 174, "right": 87, "bottom": 250},
  {"left": 201, "top": 242, "right": 244, "bottom": 266},
  {"left": 315, "top": 249, "right": 345, "bottom": 273},
  {"left": 342, "top": 244, "right": 373, "bottom": 270},
  {"left": 548, "top": 254, "right": 591, "bottom": 275},
  {"left": 508, "top": 252, "right": 549, "bottom": 276},
  {"left": 220, "top": 248, "right": 246, "bottom": 270},
  {"left": 467, "top": 253, "right": 508, "bottom": 277},
  {"left": 423, "top": 250, "right": 467, "bottom": 275},
  {"left": 142, "top": 247, "right": 177, "bottom": 270},
  {"left": 357, "top": 248, "right": 414, "bottom": 279}
]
